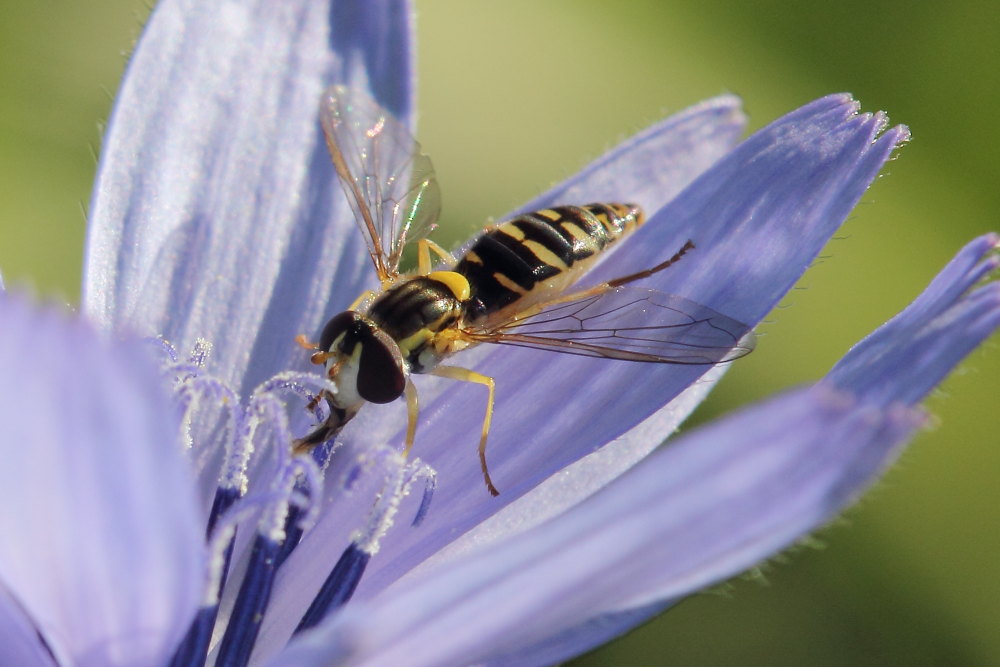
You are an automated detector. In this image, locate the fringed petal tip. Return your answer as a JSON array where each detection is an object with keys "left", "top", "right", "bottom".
[
  {"left": 813, "top": 95, "right": 908, "bottom": 146},
  {"left": 885, "top": 120, "right": 911, "bottom": 145},
  {"left": 829, "top": 234, "right": 1000, "bottom": 405}
]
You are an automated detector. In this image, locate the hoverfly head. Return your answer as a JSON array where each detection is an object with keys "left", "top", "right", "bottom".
[{"left": 318, "top": 311, "right": 406, "bottom": 405}]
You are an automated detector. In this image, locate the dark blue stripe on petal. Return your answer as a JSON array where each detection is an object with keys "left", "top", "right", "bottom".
[
  {"left": 169, "top": 532, "right": 236, "bottom": 667},
  {"left": 295, "top": 543, "right": 371, "bottom": 634},
  {"left": 275, "top": 504, "right": 306, "bottom": 568},
  {"left": 171, "top": 484, "right": 243, "bottom": 666},
  {"left": 169, "top": 606, "right": 217, "bottom": 667},
  {"left": 216, "top": 535, "right": 282, "bottom": 667},
  {"left": 206, "top": 485, "right": 241, "bottom": 538}
]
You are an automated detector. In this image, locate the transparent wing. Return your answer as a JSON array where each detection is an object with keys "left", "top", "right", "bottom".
[
  {"left": 466, "top": 287, "right": 756, "bottom": 364},
  {"left": 321, "top": 85, "right": 442, "bottom": 282}
]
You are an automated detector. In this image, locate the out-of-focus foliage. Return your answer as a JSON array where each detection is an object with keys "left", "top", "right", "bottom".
[{"left": 2, "top": 1, "right": 996, "bottom": 664}]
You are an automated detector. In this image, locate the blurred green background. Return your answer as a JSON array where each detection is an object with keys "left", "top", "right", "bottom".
[{"left": 2, "top": 1, "right": 997, "bottom": 664}]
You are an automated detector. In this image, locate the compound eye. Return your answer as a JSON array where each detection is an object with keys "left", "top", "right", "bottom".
[
  {"left": 318, "top": 311, "right": 360, "bottom": 353},
  {"left": 356, "top": 327, "right": 405, "bottom": 404}
]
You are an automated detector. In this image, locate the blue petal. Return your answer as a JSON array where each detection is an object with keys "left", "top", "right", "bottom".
[
  {"left": 0, "top": 294, "right": 204, "bottom": 666},
  {"left": 828, "top": 233, "right": 1000, "bottom": 404},
  {"left": 83, "top": 0, "right": 413, "bottom": 398},
  {"left": 480, "top": 599, "right": 673, "bottom": 667},
  {"left": 277, "top": 237, "right": 999, "bottom": 666},
  {"left": 512, "top": 94, "right": 747, "bottom": 217},
  {"left": 0, "top": 595, "right": 58, "bottom": 666}
]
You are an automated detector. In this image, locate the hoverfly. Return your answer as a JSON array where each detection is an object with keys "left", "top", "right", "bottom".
[{"left": 295, "top": 86, "right": 754, "bottom": 496}]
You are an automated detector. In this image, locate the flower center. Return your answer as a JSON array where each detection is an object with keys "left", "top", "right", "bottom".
[{"left": 149, "top": 337, "right": 435, "bottom": 667}]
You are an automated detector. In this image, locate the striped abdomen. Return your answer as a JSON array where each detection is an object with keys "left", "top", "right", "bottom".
[{"left": 455, "top": 203, "right": 644, "bottom": 322}]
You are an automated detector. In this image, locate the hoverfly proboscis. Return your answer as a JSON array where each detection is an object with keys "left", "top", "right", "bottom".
[{"left": 294, "top": 85, "right": 755, "bottom": 496}]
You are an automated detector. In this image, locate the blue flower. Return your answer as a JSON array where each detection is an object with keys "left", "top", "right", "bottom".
[{"left": 0, "top": 1, "right": 997, "bottom": 665}]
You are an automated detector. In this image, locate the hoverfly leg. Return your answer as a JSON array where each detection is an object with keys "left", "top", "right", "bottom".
[
  {"left": 430, "top": 365, "right": 498, "bottom": 496},
  {"left": 305, "top": 392, "right": 324, "bottom": 413},
  {"left": 509, "top": 239, "right": 697, "bottom": 321},
  {"left": 403, "top": 378, "right": 419, "bottom": 457},
  {"left": 605, "top": 239, "right": 695, "bottom": 288},
  {"left": 295, "top": 334, "right": 331, "bottom": 366},
  {"left": 292, "top": 390, "right": 360, "bottom": 455},
  {"left": 295, "top": 334, "right": 319, "bottom": 350},
  {"left": 292, "top": 390, "right": 336, "bottom": 453},
  {"left": 417, "top": 238, "right": 458, "bottom": 275},
  {"left": 347, "top": 289, "right": 379, "bottom": 312}
]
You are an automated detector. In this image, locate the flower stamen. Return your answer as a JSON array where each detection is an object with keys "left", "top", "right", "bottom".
[{"left": 296, "top": 451, "right": 437, "bottom": 633}]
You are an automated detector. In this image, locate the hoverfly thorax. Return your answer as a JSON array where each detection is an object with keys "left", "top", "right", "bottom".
[{"left": 366, "top": 272, "right": 469, "bottom": 374}]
